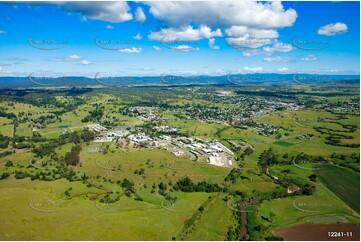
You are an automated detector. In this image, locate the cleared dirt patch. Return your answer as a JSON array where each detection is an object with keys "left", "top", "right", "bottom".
[{"left": 273, "top": 223, "right": 360, "bottom": 241}]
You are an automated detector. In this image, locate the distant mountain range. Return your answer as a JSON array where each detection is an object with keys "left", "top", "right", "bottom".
[{"left": 0, "top": 74, "right": 359, "bottom": 89}]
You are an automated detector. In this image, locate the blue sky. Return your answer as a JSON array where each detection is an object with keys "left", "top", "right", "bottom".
[{"left": 0, "top": 1, "right": 359, "bottom": 77}]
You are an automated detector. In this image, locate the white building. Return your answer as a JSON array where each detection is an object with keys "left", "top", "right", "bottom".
[{"left": 87, "top": 124, "right": 107, "bottom": 132}]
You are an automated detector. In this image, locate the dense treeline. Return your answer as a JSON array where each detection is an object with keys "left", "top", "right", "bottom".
[
  {"left": 0, "top": 134, "right": 10, "bottom": 149},
  {"left": 33, "top": 129, "right": 95, "bottom": 158},
  {"left": 330, "top": 152, "right": 360, "bottom": 172},
  {"left": 173, "top": 176, "right": 222, "bottom": 193},
  {"left": 81, "top": 104, "right": 104, "bottom": 123},
  {"left": 257, "top": 148, "right": 327, "bottom": 168},
  {"left": 58, "top": 129, "right": 95, "bottom": 145},
  {"left": 0, "top": 109, "right": 17, "bottom": 119},
  {"left": 64, "top": 145, "right": 81, "bottom": 166},
  {"left": 32, "top": 114, "right": 62, "bottom": 125}
]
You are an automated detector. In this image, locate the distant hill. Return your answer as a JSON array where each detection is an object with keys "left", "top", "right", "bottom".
[{"left": 0, "top": 74, "right": 359, "bottom": 89}]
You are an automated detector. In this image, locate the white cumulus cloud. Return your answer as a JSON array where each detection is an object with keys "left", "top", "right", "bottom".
[
  {"left": 146, "top": 1, "right": 297, "bottom": 29},
  {"left": 301, "top": 55, "right": 317, "bottom": 61},
  {"left": 208, "top": 38, "right": 220, "bottom": 50},
  {"left": 225, "top": 26, "right": 279, "bottom": 39},
  {"left": 135, "top": 7, "right": 146, "bottom": 23},
  {"left": 263, "top": 56, "right": 293, "bottom": 62},
  {"left": 81, "top": 60, "right": 91, "bottom": 65},
  {"left": 263, "top": 41, "right": 294, "bottom": 54},
  {"left": 318, "top": 22, "right": 348, "bottom": 36},
  {"left": 277, "top": 67, "right": 288, "bottom": 73},
  {"left": 132, "top": 33, "right": 143, "bottom": 40},
  {"left": 145, "top": 1, "right": 296, "bottom": 44},
  {"left": 118, "top": 47, "right": 143, "bottom": 53},
  {"left": 68, "top": 55, "right": 81, "bottom": 60},
  {"left": 148, "top": 25, "right": 222, "bottom": 41},
  {"left": 227, "top": 37, "right": 271, "bottom": 49},
  {"left": 171, "top": 45, "right": 199, "bottom": 51},
  {"left": 62, "top": 2, "right": 133, "bottom": 23},
  {"left": 242, "top": 67, "right": 264, "bottom": 73},
  {"left": 242, "top": 49, "right": 263, "bottom": 57},
  {"left": 242, "top": 40, "right": 294, "bottom": 57}
]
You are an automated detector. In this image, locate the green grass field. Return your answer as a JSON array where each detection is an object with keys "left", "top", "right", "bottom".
[
  {"left": 0, "top": 117, "right": 13, "bottom": 137},
  {"left": 0, "top": 86, "right": 359, "bottom": 240},
  {"left": 273, "top": 141, "right": 295, "bottom": 147},
  {"left": 0, "top": 176, "right": 216, "bottom": 240},
  {"left": 258, "top": 182, "right": 359, "bottom": 230},
  {"left": 315, "top": 165, "right": 360, "bottom": 213},
  {"left": 187, "top": 195, "right": 234, "bottom": 240}
]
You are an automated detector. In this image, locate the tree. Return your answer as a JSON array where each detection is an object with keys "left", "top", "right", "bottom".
[
  {"left": 173, "top": 176, "right": 222, "bottom": 193},
  {"left": 158, "top": 182, "right": 167, "bottom": 190},
  {"left": 0, "top": 172, "right": 10, "bottom": 180},
  {"left": 121, "top": 178, "right": 135, "bottom": 194},
  {"left": 5, "top": 160, "right": 13, "bottom": 167},
  {"left": 64, "top": 145, "right": 81, "bottom": 166},
  {"left": 80, "top": 129, "right": 95, "bottom": 142},
  {"left": 308, "top": 174, "right": 317, "bottom": 182},
  {"left": 302, "top": 184, "right": 316, "bottom": 195},
  {"left": 14, "top": 171, "right": 26, "bottom": 179},
  {"left": 0, "top": 134, "right": 10, "bottom": 149},
  {"left": 244, "top": 147, "right": 254, "bottom": 156}
]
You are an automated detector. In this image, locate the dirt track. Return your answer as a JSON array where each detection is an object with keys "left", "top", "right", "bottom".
[{"left": 273, "top": 224, "right": 360, "bottom": 241}]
